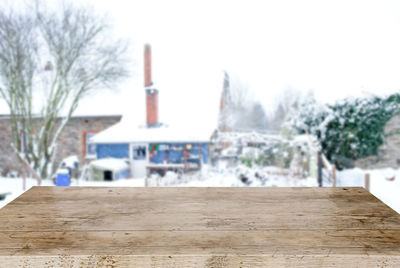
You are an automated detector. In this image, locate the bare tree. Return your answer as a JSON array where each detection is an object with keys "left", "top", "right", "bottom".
[
  {"left": 219, "top": 72, "right": 267, "bottom": 132},
  {"left": 270, "top": 86, "right": 307, "bottom": 130},
  {"left": 0, "top": 2, "right": 129, "bottom": 181},
  {"left": 230, "top": 74, "right": 252, "bottom": 113}
]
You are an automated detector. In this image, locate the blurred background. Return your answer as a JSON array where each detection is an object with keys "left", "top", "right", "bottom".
[{"left": 0, "top": 0, "right": 399, "bottom": 213}]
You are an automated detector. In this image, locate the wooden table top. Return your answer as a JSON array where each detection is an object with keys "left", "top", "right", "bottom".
[{"left": 0, "top": 187, "right": 399, "bottom": 267}]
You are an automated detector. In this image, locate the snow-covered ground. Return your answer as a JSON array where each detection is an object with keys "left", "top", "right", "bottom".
[
  {"left": 1, "top": 166, "right": 399, "bottom": 214},
  {"left": 336, "top": 168, "right": 400, "bottom": 213}
]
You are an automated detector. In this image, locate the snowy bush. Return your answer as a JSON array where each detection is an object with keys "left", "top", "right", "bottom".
[
  {"left": 218, "top": 131, "right": 318, "bottom": 179},
  {"left": 288, "top": 93, "right": 400, "bottom": 169},
  {"left": 238, "top": 139, "right": 293, "bottom": 168},
  {"left": 239, "top": 152, "right": 255, "bottom": 168}
]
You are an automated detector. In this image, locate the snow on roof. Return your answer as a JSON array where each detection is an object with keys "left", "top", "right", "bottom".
[
  {"left": 90, "top": 67, "right": 223, "bottom": 144},
  {"left": 91, "top": 120, "right": 214, "bottom": 144},
  {"left": 90, "top": 158, "right": 130, "bottom": 171}
]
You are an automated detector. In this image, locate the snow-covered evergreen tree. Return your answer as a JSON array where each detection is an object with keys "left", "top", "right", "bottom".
[{"left": 287, "top": 93, "right": 400, "bottom": 169}]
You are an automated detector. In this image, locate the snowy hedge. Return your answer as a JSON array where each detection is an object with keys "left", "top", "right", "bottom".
[{"left": 289, "top": 93, "right": 400, "bottom": 169}]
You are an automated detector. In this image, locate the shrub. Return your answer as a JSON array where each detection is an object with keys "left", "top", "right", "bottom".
[{"left": 288, "top": 93, "right": 400, "bottom": 169}]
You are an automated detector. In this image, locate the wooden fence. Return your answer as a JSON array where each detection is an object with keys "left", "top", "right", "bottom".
[{"left": 318, "top": 151, "right": 370, "bottom": 191}]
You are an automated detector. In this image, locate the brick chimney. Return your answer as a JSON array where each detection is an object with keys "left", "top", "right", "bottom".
[
  {"left": 144, "top": 44, "right": 159, "bottom": 127},
  {"left": 144, "top": 44, "right": 152, "bottom": 87}
]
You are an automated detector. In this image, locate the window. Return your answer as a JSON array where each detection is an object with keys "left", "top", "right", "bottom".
[
  {"left": 133, "top": 145, "right": 146, "bottom": 160},
  {"left": 86, "top": 133, "right": 97, "bottom": 158},
  {"left": 82, "top": 131, "right": 99, "bottom": 158}
]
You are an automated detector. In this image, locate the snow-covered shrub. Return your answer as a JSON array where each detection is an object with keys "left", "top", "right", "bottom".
[
  {"left": 238, "top": 140, "right": 293, "bottom": 168},
  {"left": 239, "top": 152, "right": 255, "bottom": 168},
  {"left": 290, "top": 135, "right": 319, "bottom": 177},
  {"left": 215, "top": 130, "right": 318, "bottom": 178},
  {"left": 288, "top": 93, "right": 400, "bottom": 169},
  {"left": 254, "top": 152, "right": 267, "bottom": 166},
  {"left": 235, "top": 134, "right": 317, "bottom": 173},
  {"left": 260, "top": 140, "right": 293, "bottom": 168}
]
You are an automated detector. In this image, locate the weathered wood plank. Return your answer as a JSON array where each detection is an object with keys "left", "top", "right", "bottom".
[
  {"left": 0, "top": 230, "right": 399, "bottom": 254},
  {"left": 1, "top": 254, "right": 399, "bottom": 268},
  {"left": 4, "top": 186, "right": 379, "bottom": 202},
  {"left": 0, "top": 214, "right": 399, "bottom": 232},
  {"left": 0, "top": 186, "right": 399, "bottom": 267}
]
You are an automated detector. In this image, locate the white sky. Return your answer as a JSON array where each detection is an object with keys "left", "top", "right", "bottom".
[{"left": 3, "top": 0, "right": 400, "bottom": 126}]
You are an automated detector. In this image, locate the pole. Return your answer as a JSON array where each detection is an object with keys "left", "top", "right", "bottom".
[
  {"left": 332, "top": 165, "right": 336, "bottom": 187},
  {"left": 22, "top": 163, "right": 27, "bottom": 191},
  {"left": 365, "top": 173, "right": 370, "bottom": 192},
  {"left": 317, "top": 151, "right": 322, "bottom": 187}
]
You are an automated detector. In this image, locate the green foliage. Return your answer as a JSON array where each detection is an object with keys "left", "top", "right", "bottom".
[
  {"left": 291, "top": 93, "right": 400, "bottom": 169},
  {"left": 238, "top": 140, "right": 295, "bottom": 169},
  {"left": 239, "top": 152, "right": 254, "bottom": 168},
  {"left": 254, "top": 152, "right": 266, "bottom": 166}
]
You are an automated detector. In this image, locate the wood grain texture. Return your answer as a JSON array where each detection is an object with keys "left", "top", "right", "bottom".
[{"left": 0, "top": 186, "right": 399, "bottom": 267}]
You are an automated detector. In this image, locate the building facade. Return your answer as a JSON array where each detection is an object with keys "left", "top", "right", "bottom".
[
  {"left": 90, "top": 44, "right": 213, "bottom": 179},
  {"left": 0, "top": 115, "right": 121, "bottom": 176}
]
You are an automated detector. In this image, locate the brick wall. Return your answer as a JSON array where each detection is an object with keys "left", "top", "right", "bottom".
[{"left": 0, "top": 115, "right": 121, "bottom": 176}]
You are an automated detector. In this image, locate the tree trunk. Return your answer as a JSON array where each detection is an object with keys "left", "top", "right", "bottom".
[{"left": 23, "top": 159, "right": 42, "bottom": 186}]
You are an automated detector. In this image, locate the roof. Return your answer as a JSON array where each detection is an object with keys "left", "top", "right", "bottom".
[
  {"left": 90, "top": 67, "right": 224, "bottom": 144},
  {"left": 90, "top": 158, "right": 130, "bottom": 171},
  {"left": 90, "top": 120, "right": 214, "bottom": 144}
]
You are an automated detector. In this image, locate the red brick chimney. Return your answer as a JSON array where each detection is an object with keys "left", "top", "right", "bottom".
[
  {"left": 144, "top": 44, "right": 152, "bottom": 87},
  {"left": 144, "top": 44, "right": 159, "bottom": 127}
]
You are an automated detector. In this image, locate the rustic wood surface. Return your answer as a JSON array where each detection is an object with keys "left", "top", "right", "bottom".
[{"left": 0, "top": 186, "right": 399, "bottom": 267}]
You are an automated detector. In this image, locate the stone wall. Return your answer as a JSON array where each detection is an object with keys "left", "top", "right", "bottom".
[
  {"left": 355, "top": 113, "right": 400, "bottom": 169},
  {"left": 0, "top": 115, "right": 121, "bottom": 176}
]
